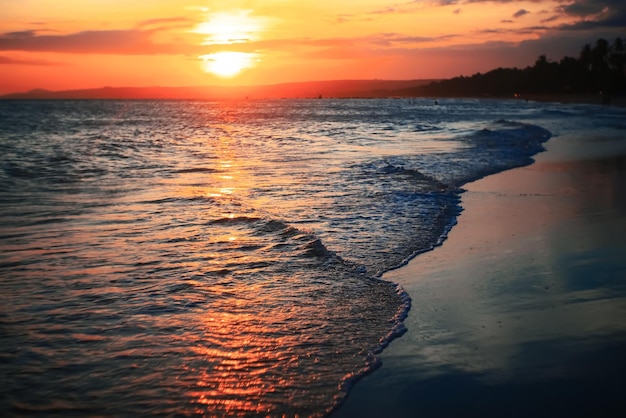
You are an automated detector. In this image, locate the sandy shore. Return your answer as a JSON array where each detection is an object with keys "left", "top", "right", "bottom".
[{"left": 332, "top": 132, "right": 626, "bottom": 417}]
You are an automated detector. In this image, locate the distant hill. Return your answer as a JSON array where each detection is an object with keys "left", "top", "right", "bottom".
[{"left": 0, "top": 79, "right": 436, "bottom": 100}]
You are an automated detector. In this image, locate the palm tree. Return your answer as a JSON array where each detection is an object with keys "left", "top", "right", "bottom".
[
  {"left": 609, "top": 38, "right": 625, "bottom": 93},
  {"left": 591, "top": 38, "right": 609, "bottom": 73},
  {"left": 590, "top": 39, "right": 611, "bottom": 92},
  {"left": 579, "top": 43, "right": 592, "bottom": 71},
  {"left": 609, "top": 38, "right": 624, "bottom": 74}
]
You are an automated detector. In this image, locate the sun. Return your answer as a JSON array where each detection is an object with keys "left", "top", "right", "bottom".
[
  {"left": 200, "top": 52, "right": 258, "bottom": 78},
  {"left": 193, "top": 10, "right": 267, "bottom": 78}
]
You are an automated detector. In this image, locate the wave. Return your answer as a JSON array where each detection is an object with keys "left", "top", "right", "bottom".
[
  {"left": 0, "top": 99, "right": 559, "bottom": 417},
  {"left": 173, "top": 167, "right": 218, "bottom": 174},
  {"left": 208, "top": 215, "right": 263, "bottom": 225}
]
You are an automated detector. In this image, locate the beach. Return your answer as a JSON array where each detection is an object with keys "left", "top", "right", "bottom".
[
  {"left": 333, "top": 126, "right": 626, "bottom": 417},
  {"left": 2, "top": 99, "right": 624, "bottom": 416}
]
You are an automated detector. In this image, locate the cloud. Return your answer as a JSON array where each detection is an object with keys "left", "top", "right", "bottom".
[
  {"left": 216, "top": 32, "right": 461, "bottom": 64},
  {"left": 138, "top": 17, "right": 192, "bottom": 28},
  {"left": 454, "top": 8, "right": 462, "bottom": 14},
  {"left": 367, "top": 2, "right": 425, "bottom": 16},
  {"left": 241, "top": 32, "right": 449, "bottom": 52},
  {"left": 501, "top": 19, "right": 515, "bottom": 23},
  {"left": 540, "top": 15, "right": 560, "bottom": 24},
  {"left": 336, "top": 14, "right": 354, "bottom": 23},
  {"left": 467, "top": 0, "right": 544, "bottom": 3},
  {"left": 3, "top": 30, "right": 39, "bottom": 38},
  {"left": 429, "top": 0, "right": 541, "bottom": 4},
  {"left": 0, "top": 28, "right": 199, "bottom": 55},
  {"left": 404, "top": 30, "right": 619, "bottom": 76},
  {"left": 513, "top": 9, "right": 530, "bottom": 18},
  {"left": 556, "top": 0, "right": 626, "bottom": 30},
  {"left": 475, "top": 25, "right": 550, "bottom": 37},
  {"left": 558, "top": 0, "right": 608, "bottom": 17},
  {"left": 0, "top": 55, "right": 59, "bottom": 65},
  {"left": 515, "top": 31, "right": 602, "bottom": 59},
  {"left": 371, "top": 7, "right": 398, "bottom": 15},
  {"left": 375, "top": 33, "right": 440, "bottom": 45},
  {"left": 428, "top": 0, "right": 624, "bottom": 32}
]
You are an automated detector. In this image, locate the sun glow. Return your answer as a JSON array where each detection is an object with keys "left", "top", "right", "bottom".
[
  {"left": 194, "top": 10, "right": 266, "bottom": 45},
  {"left": 200, "top": 52, "right": 259, "bottom": 78},
  {"left": 193, "top": 10, "right": 267, "bottom": 78}
]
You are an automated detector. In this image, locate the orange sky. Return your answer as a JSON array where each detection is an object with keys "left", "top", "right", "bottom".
[{"left": 0, "top": 0, "right": 624, "bottom": 94}]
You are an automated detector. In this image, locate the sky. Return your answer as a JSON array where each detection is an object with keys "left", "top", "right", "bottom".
[{"left": 0, "top": 0, "right": 624, "bottom": 94}]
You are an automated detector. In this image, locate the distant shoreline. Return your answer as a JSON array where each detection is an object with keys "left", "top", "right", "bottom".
[
  {"left": 1, "top": 95, "right": 624, "bottom": 107},
  {"left": 413, "top": 93, "right": 626, "bottom": 108},
  {"left": 513, "top": 93, "right": 626, "bottom": 107},
  {"left": 0, "top": 80, "right": 434, "bottom": 101},
  {"left": 1, "top": 81, "right": 624, "bottom": 107}
]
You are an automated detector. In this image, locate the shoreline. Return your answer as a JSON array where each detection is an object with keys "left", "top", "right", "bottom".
[
  {"left": 519, "top": 93, "right": 626, "bottom": 107},
  {"left": 332, "top": 131, "right": 626, "bottom": 417},
  {"left": 2, "top": 91, "right": 624, "bottom": 107}
]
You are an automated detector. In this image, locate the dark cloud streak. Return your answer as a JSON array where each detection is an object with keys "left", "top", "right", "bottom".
[
  {"left": 513, "top": 9, "right": 530, "bottom": 18},
  {"left": 0, "top": 55, "right": 59, "bottom": 65},
  {"left": 540, "top": 15, "right": 560, "bottom": 24},
  {"left": 0, "top": 28, "right": 200, "bottom": 55}
]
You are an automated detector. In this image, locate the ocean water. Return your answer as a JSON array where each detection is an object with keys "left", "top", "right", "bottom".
[{"left": 0, "top": 97, "right": 585, "bottom": 417}]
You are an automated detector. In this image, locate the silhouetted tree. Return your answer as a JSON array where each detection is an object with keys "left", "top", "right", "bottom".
[
  {"left": 609, "top": 38, "right": 625, "bottom": 93},
  {"left": 558, "top": 56, "right": 587, "bottom": 93},
  {"left": 580, "top": 44, "right": 592, "bottom": 71},
  {"left": 590, "top": 38, "right": 611, "bottom": 92},
  {"left": 408, "top": 38, "right": 626, "bottom": 98}
]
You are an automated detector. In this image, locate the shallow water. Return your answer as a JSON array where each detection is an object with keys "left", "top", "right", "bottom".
[
  {"left": 333, "top": 125, "right": 626, "bottom": 418},
  {"left": 0, "top": 98, "right": 565, "bottom": 416}
]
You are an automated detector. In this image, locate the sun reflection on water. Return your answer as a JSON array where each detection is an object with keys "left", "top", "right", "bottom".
[{"left": 1, "top": 99, "right": 429, "bottom": 417}]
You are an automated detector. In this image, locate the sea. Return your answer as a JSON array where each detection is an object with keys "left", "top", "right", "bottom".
[{"left": 0, "top": 98, "right": 622, "bottom": 417}]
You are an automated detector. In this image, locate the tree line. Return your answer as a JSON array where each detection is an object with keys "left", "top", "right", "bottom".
[{"left": 409, "top": 38, "right": 625, "bottom": 98}]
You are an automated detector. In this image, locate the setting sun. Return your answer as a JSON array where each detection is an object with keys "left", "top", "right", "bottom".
[
  {"left": 192, "top": 10, "right": 267, "bottom": 78},
  {"left": 200, "top": 52, "right": 259, "bottom": 78}
]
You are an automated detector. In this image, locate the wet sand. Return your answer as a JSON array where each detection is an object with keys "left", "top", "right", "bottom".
[{"left": 333, "top": 133, "right": 626, "bottom": 417}]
